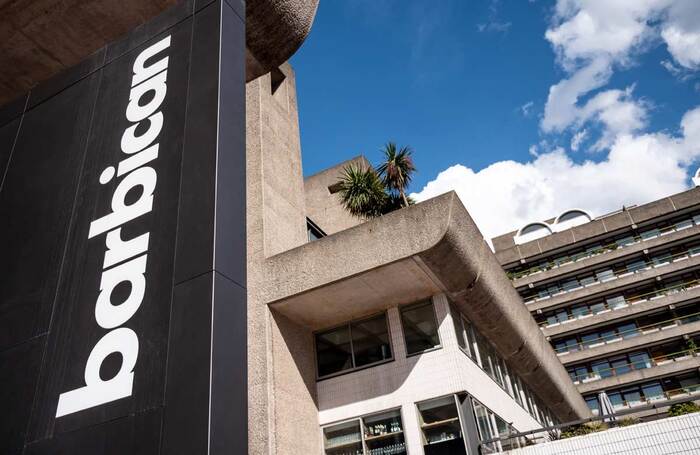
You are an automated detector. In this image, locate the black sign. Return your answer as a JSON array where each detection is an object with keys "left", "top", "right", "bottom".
[{"left": 0, "top": 1, "right": 246, "bottom": 454}]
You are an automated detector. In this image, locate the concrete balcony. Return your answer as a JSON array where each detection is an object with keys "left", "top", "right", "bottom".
[
  {"left": 576, "top": 353, "right": 700, "bottom": 394},
  {"left": 526, "top": 253, "right": 700, "bottom": 313},
  {"left": 541, "top": 284, "right": 700, "bottom": 338},
  {"left": 513, "top": 223, "right": 700, "bottom": 290},
  {"left": 261, "top": 191, "right": 591, "bottom": 421},
  {"left": 557, "top": 320, "right": 700, "bottom": 365}
]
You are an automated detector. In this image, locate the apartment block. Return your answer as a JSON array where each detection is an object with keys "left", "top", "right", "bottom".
[{"left": 492, "top": 187, "right": 700, "bottom": 419}]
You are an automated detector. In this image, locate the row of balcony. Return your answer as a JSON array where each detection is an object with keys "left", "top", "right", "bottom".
[
  {"left": 570, "top": 348, "right": 699, "bottom": 385},
  {"left": 508, "top": 213, "right": 700, "bottom": 281},
  {"left": 537, "top": 279, "right": 700, "bottom": 329},
  {"left": 523, "top": 246, "right": 700, "bottom": 305},
  {"left": 589, "top": 384, "right": 700, "bottom": 415},
  {"left": 554, "top": 311, "right": 700, "bottom": 356}
]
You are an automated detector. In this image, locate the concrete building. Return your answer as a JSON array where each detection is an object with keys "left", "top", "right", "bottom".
[
  {"left": 246, "top": 65, "right": 591, "bottom": 454},
  {"left": 493, "top": 187, "right": 700, "bottom": 420},
  {"left": 0, "top": 1, "right": 591, "bottom": 454}
]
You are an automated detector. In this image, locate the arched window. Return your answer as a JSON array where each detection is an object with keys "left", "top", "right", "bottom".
[
  {"left": 554, "top": 209, "right": 592, "bottom": 231},
  {"left": 514, "top": 222, "right": 552, "bottom": 244}
]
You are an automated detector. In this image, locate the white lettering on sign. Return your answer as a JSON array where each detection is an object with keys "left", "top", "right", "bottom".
[{"left": 55, "top": 35, "right": 172, "bottom": 418}]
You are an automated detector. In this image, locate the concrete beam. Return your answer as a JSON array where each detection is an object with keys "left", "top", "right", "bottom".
[
  {"left": 558, "top": 320, "right": 700, "bottom": 365},
  {"left": 0, "top": 0, "right": 319, "bottom": 104},
  {"left": 527, "top": 254, "right": 700, "bottom": 313},
  {"left": 513, "top": 224, "right": 700, "bottom": 290},
  {"left": 576, "top": 355, "right": 700, "bottom": 394},
  {"left": 263, "top": 192, "right": 592, "bottom": 421},
  {"left": 542, "top": 287, "right": 700, "bottom": 338},
  {"left": 493, "top": 187, "right": 700, "bottom": 266}
]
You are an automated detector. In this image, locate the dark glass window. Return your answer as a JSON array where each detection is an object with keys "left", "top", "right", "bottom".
[
  {"left": 316, "top": 325, "right": 353, "bottom": 377},
  {"left": 351, "top": 316, "right": 392, "bottom": 368},
  {"left": 315, "top": 313, "right": 391, "bottom": 378},
  {"left": 400, "top": 301, "right": 440, "bottom": 355}
]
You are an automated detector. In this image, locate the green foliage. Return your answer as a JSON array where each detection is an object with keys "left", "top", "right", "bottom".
[
  {"left": 668, "top": 402, "right": 700, "bottom": 417},
  {"left": 337, "top": 165, "right": 388, "bottom": 219},
  {"left": 617, "top": 417, "right": 641, "bottom": 427},
  {"left": 560, "top": 422, "right": 607, "bottom": 439},
  {"left": 687, "top": 338, "right": 698, "bottom": 354},
  {"left": 336, "top": 143, "right": 417, "bottom": 219},
  {"left": 376, "top": 142, "right": 416, "bottom": 207}
]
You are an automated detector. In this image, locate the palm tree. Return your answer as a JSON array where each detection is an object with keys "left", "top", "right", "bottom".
[
  {"left": 376, "top": 142, "right": 416, "bottom": 208},
  {"left": 337, "top": 164, "right": 388, "bottom": 219}
]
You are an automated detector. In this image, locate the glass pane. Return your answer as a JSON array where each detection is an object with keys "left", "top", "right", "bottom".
[
  {"left": 606, "top": 295, "right": 627, "bottom": 309},
  {"left": 419, "top": 396, "right": 466, "bottom": 455},
  {"left": 590, "top": 302, "right": 606, "bottom": 314},
  {"left": 592, "top": 361, "right": 612, "bottom": 378},
  {"left": 585, "top": 396, "right": 600, "bottom": 413},
  {"left": 450, "top": 306, "right": 467, "bottom": 351},
  {"left": 473, "top": 401, "right": 498, "bottom": 454},
  {"left": 323, "top": 420, "right": 363, "bottom": 454},
  {"left": 316, "top": 326, "right": 353, "bottom": 377},
  {"left": 629, "top": 352, "right": 650, "bottom": 370},
  {"left": 351, "top": 315, "right": 392, "bottom": 368},
  {"left": 642, "top": 383, "right": 664, "bottom": 401},
  {"left": 363, "top": 410, "right": 406, "bottom": 455},
  {"left": 401, "top": 301, "right": 440, "bottom": 355}
]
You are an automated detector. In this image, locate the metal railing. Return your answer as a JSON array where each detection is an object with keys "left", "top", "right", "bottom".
[
  {"left": 507, "top": 217, "right": 699, "bottom": 281},
  {"left": 554, "top": 311, "right": 700, "bottom": 355},
  {"left": 478, "top": 392, "right": 700, "bottom": 453},
  {"left": 538, "top": 278, "right": 700, "bottom": 328},
  {"left": 523, "top": 247, "right": 700, "bottom": 305},
  {"left": 570, "top": 348, "right": 699, "bottom": 384}
]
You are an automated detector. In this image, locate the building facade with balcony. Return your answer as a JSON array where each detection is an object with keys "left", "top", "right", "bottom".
[
  {"left": 244, "top": 66, "right": 591, "bottom": 454},
  {"left": 492, "top": 187, "right": 700, "bottom": 420}
]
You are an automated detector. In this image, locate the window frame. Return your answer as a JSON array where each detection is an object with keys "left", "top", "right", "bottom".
[
  {"left": 314, "top": 311, "right": 394, "bottom": 380},
  {"left": 399, "top": 299, "right": 442, "bottom": 357}
]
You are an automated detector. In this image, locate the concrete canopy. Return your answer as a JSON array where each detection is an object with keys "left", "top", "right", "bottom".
[
  {"left": 0, "top": 0, "right": 319, "bottom": 104},
  {"left": 262, "top": 191, "right": 592, "bottom": 422}
]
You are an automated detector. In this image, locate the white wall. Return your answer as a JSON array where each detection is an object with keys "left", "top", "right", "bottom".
[
  {"left": 317, "top": 294, "right": 543, "bottom": 454},
  {"left": 504, "top": 412, "right": 700, "bottom": 454}
]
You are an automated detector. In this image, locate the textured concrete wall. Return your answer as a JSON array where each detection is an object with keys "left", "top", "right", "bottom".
[
  {"left": 304, "top": 155, "right": 369, "bottom": 235},
  {"left": 246, "top": 66, "right": 320, "bottom": 454}
]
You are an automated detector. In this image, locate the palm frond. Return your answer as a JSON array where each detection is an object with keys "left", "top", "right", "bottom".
[{"left": 337, "top": 164, "right": 388, "bottom": 219}]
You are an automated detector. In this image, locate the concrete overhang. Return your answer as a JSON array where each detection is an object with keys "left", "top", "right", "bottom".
[
  {"left": 262, "top": 191, "right": 592, "bottom": 422},
  {"left": 0, "top": 0, "right": 318, "bottom": 104}
]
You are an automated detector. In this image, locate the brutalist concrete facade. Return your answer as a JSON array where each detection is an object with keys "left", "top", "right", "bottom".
[
  {"left": 493, "top": 187, "right": 700, "bottom": 419},
  {"left": 1, "top": 1, "right": 590, "bottom": 453}
]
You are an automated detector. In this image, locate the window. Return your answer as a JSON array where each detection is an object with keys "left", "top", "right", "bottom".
[
  {"left": 473, "top": 400, "right": 500, "bottom": 454},
  {"left": 585, "top": 396, "right": 600, "bottom": 414},
  {"left": 315, "top": 313, "right": 392, "bottom": 378},
  {"left": 400, "top": 301, "right": 440, "bottom": 355},
  {"left": 418, "top": 396, "right": 467, "bottom": 455},
  {"left": 307, "top": 218, "right": 326, "bottom": 242},
  {"left": 322, "top": 409, "right": 406, "bottom": 455}
]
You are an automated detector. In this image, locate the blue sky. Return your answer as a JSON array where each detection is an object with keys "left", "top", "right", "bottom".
[{"left": 292, "top": 0, "right": 700, "bottom": 239}]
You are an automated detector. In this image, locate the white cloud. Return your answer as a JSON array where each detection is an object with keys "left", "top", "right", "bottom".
[
  {"left": 520, "top": 101, "right": 535, "bottom": 117},
  {"left": 477, "top": 22, "right": 512, "bottom": 33},
  {"left": 412, "top": 106, "right": 700, "bottom": 240},
  {"left": 662, "top": 0, "right": 700, "bottom": 69},
  {"left": 570, "top": 129, "right": 587, "bottom": 151},
  {"left": 541, "top": 0, "right": 700, "bottom": 139}
]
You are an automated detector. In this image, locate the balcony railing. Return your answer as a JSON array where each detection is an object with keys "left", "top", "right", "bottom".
[
  {"left": 589, "top": 383, "right": 700, "bottom": 415},
  {"left": 554, "top": 311, "right": 700, "bottom": 356},
  {"left": 538, "top": 279, "right": 700, "bottom": 328},
  {"left": 523, "top": 247, "right": 700, "bottom": 305},
  {"left": 570, "top": 348, "right": 699, "bottom": 384},
  {"left": 508, "top": 216, "right": 700, "bottom": 281}
]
